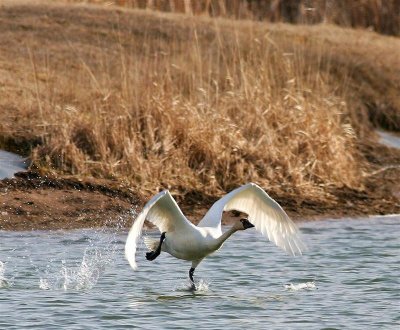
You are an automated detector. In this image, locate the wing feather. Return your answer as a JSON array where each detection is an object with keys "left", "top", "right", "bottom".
[
  {"left": 198, "top": 183, "right": 305, "bottom": 256},
  {"left": 198, "top": 183, "right": 252, "bottom": 229},
  {"left": 125, "top": 190, "right": 193, "bottom": 270}
]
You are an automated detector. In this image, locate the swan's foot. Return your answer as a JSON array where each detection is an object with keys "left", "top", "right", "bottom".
[
  {"left": 145, "top": 232, "right": 166, "bottom": 261},
  {"left": 145, "top": 250, "right": 159, "bottom": 261},
  {"left": 189, "top": 267, "right": 196, "bottom": 291}
]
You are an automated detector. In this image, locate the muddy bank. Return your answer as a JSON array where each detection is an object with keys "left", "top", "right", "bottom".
[
  {"left": 1, "top": 163, "right": 399, "bottom": 231},
  {"left": 0, "top": 172, "right": 139, "bottom": 230}
]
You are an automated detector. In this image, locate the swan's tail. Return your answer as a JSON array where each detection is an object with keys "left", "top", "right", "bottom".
[{"left": 143, "top": 237, "right": 159, "bottom": 251}]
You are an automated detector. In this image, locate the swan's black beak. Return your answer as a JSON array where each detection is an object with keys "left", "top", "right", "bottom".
[{"left": 240, "top": 218, "right": 255, "bottom": 230}]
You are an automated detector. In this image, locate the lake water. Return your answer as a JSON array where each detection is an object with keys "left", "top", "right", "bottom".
[
  {"left": 377, "top": 130, "right": 400, "bottom": 149},
  {"left": 0, "top": 215, "right": 399, "bottom": 329},
  {"left": 0, "top": 150, "right": 28, "bottom": 179}
]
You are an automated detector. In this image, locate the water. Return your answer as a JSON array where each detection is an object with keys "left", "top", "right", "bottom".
[
  {"left": 377, "top": 130, "right": 400, "bottom": 149},
  {"left": 0, "top": 150, "right": 28, "bottom": 179},
  {"left": 0, "top": 216, "right": 399, "bottom": 329}
]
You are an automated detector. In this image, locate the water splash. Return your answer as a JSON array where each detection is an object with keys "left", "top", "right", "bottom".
[
  {"left": 176, "top": 279, "right": 210, "bottom": 293},
  {"left": 38, "top": 219, "right": 125, "bottom": 291},
  {"left": 284, "top": 281, "right": 317, "bottom": 291},
  {"left": 0, "top": 261, "right": 11, "bottom": 288},
  {"left": 193, "top": 279, "right": 210, "bottom": 292},
  {"left": 39, "top": 278, "right": 51, "bottom": 290},
  {"left": 39, "top": 244, "right": 115, "bottom": 291}
]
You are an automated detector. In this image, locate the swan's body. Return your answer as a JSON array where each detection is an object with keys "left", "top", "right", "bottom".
[
  {"left": 125, "top": 183, "right": 305, "bottom": 288},
  {"left": 162, "top": 226, "right": 222, "bottom": 261}
]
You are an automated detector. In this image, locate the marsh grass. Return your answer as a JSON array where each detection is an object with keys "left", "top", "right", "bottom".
[
  {"left": 68, "top": 0, "right": 400, "bottom": 36},
  {"left": 1, "top": 4, "right": 399, "bottom": 200}
]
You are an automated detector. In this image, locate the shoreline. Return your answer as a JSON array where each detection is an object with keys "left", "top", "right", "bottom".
[{"left": 1, "top": 171, "right": 399, "bottom": 231}]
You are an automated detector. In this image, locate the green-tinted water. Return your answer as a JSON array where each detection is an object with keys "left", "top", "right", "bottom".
[{"left": 1, "top": 216, "right": 399, "bottom": 329}]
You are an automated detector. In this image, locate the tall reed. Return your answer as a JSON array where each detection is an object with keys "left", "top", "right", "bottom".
[
  {"left": 12, "top": 9, "right": 363, "bottom": 199},
  {"left": 66, "top": 0, "right": 400, "bottom": 36}
]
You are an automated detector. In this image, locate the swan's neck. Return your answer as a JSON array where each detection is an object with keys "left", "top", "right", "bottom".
[{"left": 215, "top": 226, "right": 238, "bottom": 248}]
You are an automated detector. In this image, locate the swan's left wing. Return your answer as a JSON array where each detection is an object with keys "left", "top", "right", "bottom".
[
  {"left": 198, "top": 183, "right": 305, "bottom": 256},
  {"left": 125, "top": 190, "right": 193, "bottom": 270}
]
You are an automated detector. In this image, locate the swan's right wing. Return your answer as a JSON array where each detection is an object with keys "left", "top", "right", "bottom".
[
  {"left": 198, "top": 183, "right": 252, "bottom": 229},
  {"left": 125, "top": 190, "right": 193, "bottom": 270},
  {"left": 199, "top": 183, "right": 306, "bottom": 256},
  {"left": 224, "top": 184, "right": 306, "bottom": 256}
]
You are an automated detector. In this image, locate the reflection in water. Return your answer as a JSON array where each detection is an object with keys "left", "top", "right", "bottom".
[{"left": 0, "top": 150, "right": 28, "bottom": 179}]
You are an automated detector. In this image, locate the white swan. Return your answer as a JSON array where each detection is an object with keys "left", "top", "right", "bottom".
[{"left": 125, "top": 183, "right": 305, "bottom": 289}]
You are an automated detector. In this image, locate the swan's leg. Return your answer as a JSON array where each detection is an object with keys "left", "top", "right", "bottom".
[
  {"left": 189, "top": 267, "right": 196, "bottom": 290},
  {"left": 188, "top": 259, "right": 202, "bottom": 290},
  {"left": 146, "top": 232, "right": 166, "bottom": 261}
]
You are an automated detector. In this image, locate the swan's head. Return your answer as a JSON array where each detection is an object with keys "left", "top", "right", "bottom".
[{"left": 236, "top": 218, "right": 255, "bottom": 231}]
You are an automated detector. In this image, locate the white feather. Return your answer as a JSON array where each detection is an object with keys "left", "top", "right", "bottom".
[
  {"left": 198, "top": 183, "right": 305, "bottom": 256},
  {"left": 125, "top": 190, "right": 194, "bottom": 270},
  {"left": 143, "top": 237, "right": 159, "bottom": 251},
  {"left": 125, "top": 183, "right": 306, "bottom": 273}
]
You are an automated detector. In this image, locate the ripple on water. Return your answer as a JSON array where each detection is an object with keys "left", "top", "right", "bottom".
[{"left": 1, "top": 216, "right": 400, "bottom": 330}]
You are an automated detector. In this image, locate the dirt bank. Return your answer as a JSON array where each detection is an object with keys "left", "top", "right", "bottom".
[{"left": 1, "top": 152, "right": 399, "bottom": 231}]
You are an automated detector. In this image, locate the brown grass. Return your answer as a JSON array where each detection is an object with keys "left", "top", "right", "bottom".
[
  {"left": 0, "top": 2, "right": 400, "bottom": 201},
  {"left": 64, "top": 0, "right": 400, "bottom": 36}
]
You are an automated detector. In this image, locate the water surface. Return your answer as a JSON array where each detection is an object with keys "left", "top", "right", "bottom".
[
  {"left": 0, "top": 150, "right": 28, "bottom": 179},
  {"left": 0, "top": 216, "right": 399, "bottom": 329},
  {"left": 377, "top": 130, "right": 400, "bottom": 149}
]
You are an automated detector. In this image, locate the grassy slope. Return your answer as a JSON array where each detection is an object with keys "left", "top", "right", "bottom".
[
  {"left": 64, "top": 0, "right": 400, "bottom": 37},
  {"left": 0, "top": 1, "right": 399, "bottom": 211}
]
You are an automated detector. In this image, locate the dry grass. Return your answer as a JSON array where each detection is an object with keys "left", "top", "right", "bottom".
[
  {"left": 0, "top": 2, "right": 399, "bottom": 201},
  {"left": 64, "top": 0, "right": 400, "bottom": 36}
]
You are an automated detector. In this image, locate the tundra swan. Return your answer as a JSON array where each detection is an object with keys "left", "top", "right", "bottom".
[{"left": 125, "top": 183, "right": 305, "bottom": 289}]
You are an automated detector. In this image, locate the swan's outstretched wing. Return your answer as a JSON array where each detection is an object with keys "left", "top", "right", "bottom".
[
  {"left": 125, "top": 190, "right": 193, "bottom": 270},
  {"left": 198, "top": 183, "right": 305, "bottom": 256}
]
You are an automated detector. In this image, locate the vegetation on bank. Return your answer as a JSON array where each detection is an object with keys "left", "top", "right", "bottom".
[
  {"left": 0, "top": 2, "right": 400, "bottom": 202},
  {"left": 65, "top": 0, "right": 400, "bottom": 36}
]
